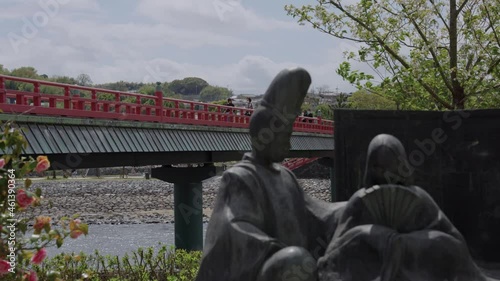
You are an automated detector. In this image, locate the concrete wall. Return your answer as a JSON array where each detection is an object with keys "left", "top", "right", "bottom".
[{"left": 334, "top": 109, "right": 500, "bottom": 261}]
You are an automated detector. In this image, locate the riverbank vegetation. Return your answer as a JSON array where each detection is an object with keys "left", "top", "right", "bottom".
[{"left": 34, "top": 245, "right": 201, "bottom": 281}]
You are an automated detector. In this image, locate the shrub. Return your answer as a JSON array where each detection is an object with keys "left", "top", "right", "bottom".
[
  {"left": 34, "top": 245, "right": 201, "bottom": 281},
  {"left": 0, "top": 121, "right": 88, "bottom": 280}
]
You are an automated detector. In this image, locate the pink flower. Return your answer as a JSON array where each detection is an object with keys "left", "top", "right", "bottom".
[
  {"left": 31, "top": 248, "right": 47, "bottom": 265},
  {"left": 0, "top": 259, "right": 11, "bottom": 275},
  {"left": 24, "top": 271, "right": 38, "bottom": 281},
  {"left": 0, "top": 158, "right": 5, "bottom": 169},
  {"left": 70, "top": 229, "right": 83, "bottom": 239},
  {"left": 35, "top": 156, "right": 50, "bottom": 173},
  {"left": 17, "top": 189, "right": 35, "bottom": 208}
]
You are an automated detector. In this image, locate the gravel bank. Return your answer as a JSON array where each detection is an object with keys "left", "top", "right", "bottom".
[{"left": 25, "top": 177, "right": 331, "bottom": 225}]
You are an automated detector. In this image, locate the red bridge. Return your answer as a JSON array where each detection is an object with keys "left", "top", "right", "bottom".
[{"left": 0, "top": 75, "right": 333, "bottom": 135}]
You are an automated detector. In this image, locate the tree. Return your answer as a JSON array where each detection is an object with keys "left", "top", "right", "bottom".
[
  {"left": 6, "top": 67, "right": 39, "bottom": 91},
  {"left": 332, "top": 93, "right": 350, "bottom": 108},
  {"left": 286, "top": 0, "right": 500, "bottom": 109},
  {"left": 76, "top": 73, "right": 93, "bottom": 86},
  {"left": 138, "top": 84, "right": 155, "bottom": 95},
  {"left": 168, "top": 77, "right": 209, "bottom": 95},
  {"left": 316, "top": 103, "right": 334, "bottom": 119},
  {"left": 0, "top": 65, "right": 10, "bottom": 75},
  {"left": 199, "top": 86, "right": 232, "bottom": 102},
  {"left": 348, "top": 90, "right": 398, "bottom": 109}
]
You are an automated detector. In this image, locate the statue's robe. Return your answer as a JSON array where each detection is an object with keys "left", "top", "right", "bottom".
[
  {"left": 195, "top": 153, "right": 344, "bottom": 281},
  {"left": 317, "top": 184, "right": 494, "bottom": 281}
]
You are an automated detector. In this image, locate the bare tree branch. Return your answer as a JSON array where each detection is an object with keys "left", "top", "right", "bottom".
[
  {"left": 428, "top": 0, "right": 450, "bottom": 32},
  {"left": 458, "top": 0, "right": 470, "bottom": 13}
]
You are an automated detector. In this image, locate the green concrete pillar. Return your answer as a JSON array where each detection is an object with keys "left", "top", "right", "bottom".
[
  {"left": 174, "top": 182, "right": 203, "bottom": 251},
  {"left": 152, "top": 164, "right": 216, "bottom": 251}
]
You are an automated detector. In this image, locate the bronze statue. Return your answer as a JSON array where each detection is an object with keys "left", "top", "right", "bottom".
[
  {"left": 195, "top": 68, "right": 343, "bottom": 281},
  {"left": 195, "top": 69, "right": 496, "bottom": 281},
  {"left": 319, "top": 134, "right": 492, "bottom": 281}
]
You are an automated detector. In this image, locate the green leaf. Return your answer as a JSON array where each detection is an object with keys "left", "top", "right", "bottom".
[
  {"left": 25, "top": 178, "right": 32, "bottom": 189},
  {"left": 56, "top": 237, "right": 64, "bottom": 248}
]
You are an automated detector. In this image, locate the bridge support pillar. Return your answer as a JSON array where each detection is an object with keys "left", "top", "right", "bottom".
[{"left": 151, "top": 164, "right": 216, "bottom": 251}]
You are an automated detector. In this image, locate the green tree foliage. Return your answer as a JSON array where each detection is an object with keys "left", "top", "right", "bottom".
[
  {"left": 332, "top": 93, "right": 350, "bottom": 109},
  {"left": 168, "top": 77, "right": 209, "bottom": 95},
  {"left": 316, "top": 103, "right": 334, "bottom": 119},
  {"left": 6, "top": 66, "right": 39, "bottom": 91},
  {"left": 95, "top": 81, "right": 141, "bottom": 92},
  {"left": 199, "top": 86, "right": 233, "bottom": 102},
  {"left": 0, "top": 64, "right": 10, "bottom": 75},
  {"left": 286, "top": 0, "right": 500, "bottom": 109},
  {"left": 348, "top": 90, "right": 398, "bottom": 109},
  {"left": 138, "top": 84, "right": 156, "bottom": 96}
]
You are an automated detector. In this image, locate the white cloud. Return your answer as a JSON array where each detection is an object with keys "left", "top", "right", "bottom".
[
  {"left": 0, "top": 0, "right": 360, "bottom": 95},
  {"left": 136, "top": 0, "right": 298, "bottom": 32}
]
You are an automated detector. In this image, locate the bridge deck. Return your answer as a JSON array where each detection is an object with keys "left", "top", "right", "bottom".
[{"left": 1, "top": 114, "right": 333, "bottom": 169}]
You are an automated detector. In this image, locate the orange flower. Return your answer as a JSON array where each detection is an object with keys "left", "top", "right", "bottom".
[
  {"left": 69, "top": 219, "right": 81, "bottom": 231},
  {"left": 31, "top": 248, "right": 47, "bottom": 265},
  {"left": 70, "top": 230, "right": 83, "bottom": 239},
  {"left": 35, "top": 156, "right": 50, "bottom": 173},
  {"left": 17, "top": 189, "right": 34, "bottom": 208},
  {"left": 33, "top": 216, "right": 51, "bottom": 233}
]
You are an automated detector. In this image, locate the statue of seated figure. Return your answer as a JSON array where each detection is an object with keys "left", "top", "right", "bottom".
[
  {"left": 317, "top": 134, "right": 495, "bottom": 281},
  {"left": 195, "top": 68, "right": 344, "bottom": 281}
]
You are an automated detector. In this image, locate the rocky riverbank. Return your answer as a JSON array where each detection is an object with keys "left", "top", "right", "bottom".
[{"left": 25, "top": 177, "right": 332, "bottom": 225}]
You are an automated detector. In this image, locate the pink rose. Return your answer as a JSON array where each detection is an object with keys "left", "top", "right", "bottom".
[
  {"left": 31, "top": 248, "right": 47, "bottom": 265},
  {"left": 17, "top": 189, "right": 34, "bottom": 208},
  {"left": 35, "top": 156, "right": 50, "bottom": 173},
  {"left": 0, "top": 158, "right": 5, "bottom": 169},
  {"left": 0, "top": 259, "right": 11, "bottom": 275},
  {"left": 24, "top": 271, "right": 38, "bottom": 281}
]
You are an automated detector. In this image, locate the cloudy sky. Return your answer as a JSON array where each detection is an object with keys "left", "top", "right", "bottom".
[{"left": 0, "top": 0, "right": 361, "bottom": 95}]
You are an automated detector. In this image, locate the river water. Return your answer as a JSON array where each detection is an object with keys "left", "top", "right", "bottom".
[{"left": 47, "top": 223, "right": 208, "bottom": 257}]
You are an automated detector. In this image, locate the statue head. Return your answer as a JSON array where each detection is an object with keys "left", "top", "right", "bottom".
[
  {"left": 363, "top": 134, "right": 413, "bottom": 186},
  {"left": 249, "top": 68, "right": 311, "bottom": 164}
]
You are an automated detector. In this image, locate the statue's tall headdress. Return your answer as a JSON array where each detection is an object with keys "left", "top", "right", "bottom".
[{"left": 253, "top": 67, "right": 311, "bottom": 127}]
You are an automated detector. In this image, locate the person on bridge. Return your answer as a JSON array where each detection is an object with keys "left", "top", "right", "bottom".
[
  {"left": 196, "top": 68, "right": 342, "bottom": 281},
  {"left": 244, "top": 97, "right": 253, "bottom": 116},
  {"left": 224, "top": 98, "right": 235, "bottom": 112}
]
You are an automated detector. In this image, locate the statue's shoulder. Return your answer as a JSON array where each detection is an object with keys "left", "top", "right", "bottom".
[
  {"left": 225, "top": 160, "right": 258, "bottom": 175},
  {"left": 221, "top": 160, "right": 260, "bottom": 184}
]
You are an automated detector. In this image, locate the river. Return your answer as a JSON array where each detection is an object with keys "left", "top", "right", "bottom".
[{"left": 47, "top": 223, "right": 208, "bottom": 257}]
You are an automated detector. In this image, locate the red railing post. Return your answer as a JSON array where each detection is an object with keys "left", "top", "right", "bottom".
[
  {"left": 63, "top": 86, "right": 70, "bottom": 109},
  {"left": 91, "top": 90, "right": 97, "bottom": 111},
  {"left": 115, "top": 93, "right": 120, "bottom": 113},
  {"left": 135, "top": 95, "right": 141, "bottom": 115},
  {"left": 174, "top": 101, "right": 179, "bottom": 118},
  {"left": 33, "top": 82, "right": 41, "bottom": 106},
  {"left": 155, "top": 82, "right": 163, "bottom": 118},
  {"left": 0, "top": 77, "right": 5, "bottom": 103}
]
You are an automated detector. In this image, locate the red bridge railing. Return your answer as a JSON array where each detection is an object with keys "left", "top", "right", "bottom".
[
  {"left": 0, "top": 75, "right": 334, "bottom": 134},
  {"left": 282, "top": 157, "right": 319, "bottom": 170}
]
